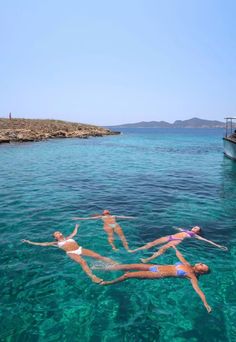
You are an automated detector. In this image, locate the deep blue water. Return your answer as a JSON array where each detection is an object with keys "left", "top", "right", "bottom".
[{"left": 0, "top": 128, "right": 236, "bottom": 341}]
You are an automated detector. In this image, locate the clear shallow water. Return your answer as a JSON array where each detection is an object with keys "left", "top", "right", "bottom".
[{"left": 0, "top": 128, "right": 236, "bottom": 342}]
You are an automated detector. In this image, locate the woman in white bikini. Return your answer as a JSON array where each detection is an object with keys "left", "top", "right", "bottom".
[
  {"left": 22, "top": 224, "right": 116, "bottom": 283},
  {"left": 73, "top": 210, "right": 134, "bottom": 252}
]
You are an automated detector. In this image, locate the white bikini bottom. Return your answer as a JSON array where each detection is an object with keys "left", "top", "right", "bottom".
[
  {"left": 108, "top": 223, "right": 117, "bottom": 229},
  {"left": 67, "top": 246, "right": 82, "bottom": 256}
]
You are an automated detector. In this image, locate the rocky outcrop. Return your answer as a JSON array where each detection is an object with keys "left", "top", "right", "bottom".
[{"left": 0, "top": 119, "right": 120, "bottom": 144}]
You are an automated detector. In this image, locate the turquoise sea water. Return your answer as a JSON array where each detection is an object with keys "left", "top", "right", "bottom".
[{"left": 0, "top": 128, "right": 236, "bottom": 342}]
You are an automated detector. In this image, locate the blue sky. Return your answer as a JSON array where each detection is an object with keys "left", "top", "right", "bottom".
[{"left": 0, "top": 0, "right": 235, "bottom": 125}]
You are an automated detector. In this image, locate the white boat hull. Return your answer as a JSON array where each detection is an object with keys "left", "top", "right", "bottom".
[{"left": 223, "top": 137, "right": 236, "bottom": 160}]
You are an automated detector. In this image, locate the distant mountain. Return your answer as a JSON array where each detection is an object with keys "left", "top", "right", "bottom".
[
  {"left": 113, "top": 120, "right": 172, "bottom": 128},
  {"left": 110, "top": 117, "right": 225, "bottom": 128},
  {"left": 172, "top": 117, "right": 224, "bottom": 128}
]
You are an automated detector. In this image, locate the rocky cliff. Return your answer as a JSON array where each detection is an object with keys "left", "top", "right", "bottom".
[{"left": 0, "top": 118, "right": 119, "bottom": 144}]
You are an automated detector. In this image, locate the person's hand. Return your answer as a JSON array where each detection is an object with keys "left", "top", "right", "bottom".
[
  {"left": 172, "top": 245, "right": 177, "bottom": 250},
  {"left": 21, "top": 239, "right": 29, "bottom": 243},
  {"left": 220, "top": 246, "right": 228, "bottom": 251},
  {"left": 205, "top": 304, "right": 212, "bottom": 313},
  {"left": 75, "top": 224, "right": 79, "bottom": 229}
]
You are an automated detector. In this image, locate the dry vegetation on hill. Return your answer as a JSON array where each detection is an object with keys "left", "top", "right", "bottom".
[{"left": 0, "top": 118, "right": 119, "bottom": 143}]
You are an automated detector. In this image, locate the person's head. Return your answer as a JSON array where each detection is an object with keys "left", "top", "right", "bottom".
[
  {"left": 53, "top": 231, "right": 65, "bottom": 240},
  {"left": 193, "top": 263, "right": 210, "bottom": 275},
  {"left": 103, "top": 209, "right": 110, "bottom": 216},
  {"left": 191, "top": 226, "right": 201, "bottom": 235}
]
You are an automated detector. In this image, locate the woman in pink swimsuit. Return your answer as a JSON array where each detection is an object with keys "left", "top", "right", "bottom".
[
  {"left": 130, "top": 226, "right": 228, "bottom": 262},
  {"left": 22, "top": 224, "right": 116, "bottom": 283}
]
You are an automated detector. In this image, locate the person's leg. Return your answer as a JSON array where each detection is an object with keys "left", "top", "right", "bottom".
[
  {"left": 141, "top": 241, "right": 181, "bottom": 263},
  {"left": 104, "top": 226, "right": 118, "bottom": 251},
  {"left": 114, "top": 225, "right": 130, "bottom": 251},
  {"left": 67, "top": 254, "right": 103, "bottom": 283},
  {"left": 82, "top": 248, "right": 118, "bottom": 264},
  {"left": 101, "top": 271, "right": 162, "bottom": 285},
  {"left": 130, "top": 236, "right": 170, "bottom": 252},
  {"left": 99, "top": 263, "right": 151, "bottom": 271}
]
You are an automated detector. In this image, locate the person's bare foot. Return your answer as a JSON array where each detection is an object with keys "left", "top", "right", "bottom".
[
  {"left": 140, "top": 258, "right": 148, "bottom": 263},
  {"left": 112, "top": 247, "right": 119, "bottom": 251},
  {"left": 92, "top": 276, "right": 103, "bottom": 283},
  {"left": 99, "top": 280, "right": 112, "bottom": 285}
]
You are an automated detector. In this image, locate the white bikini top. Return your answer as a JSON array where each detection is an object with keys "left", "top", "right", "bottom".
[{"left": 57, "top": 239, "right": 75, "bottom": 248}]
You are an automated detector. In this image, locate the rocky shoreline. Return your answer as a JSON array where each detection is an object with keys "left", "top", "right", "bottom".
[{"left": 0, "top": 118, "right": 120, "bottom": 144}]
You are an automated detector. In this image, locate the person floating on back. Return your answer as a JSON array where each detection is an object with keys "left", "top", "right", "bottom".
[
  {"left": 22, "top": 224, "right": 117, "bottom": 283},
  {"left": 130, "top": 226, "right": 228, "bottom": 263},
  {"left": 99, "top": 246, "right": 212, "bottom": 313},
  {"left": 73, "top": 210, "right": 134, "bottom": 252}
]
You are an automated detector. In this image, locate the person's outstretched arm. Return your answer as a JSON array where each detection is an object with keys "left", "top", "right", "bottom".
[
  {"left": 21, "top": 239, "right": 57, "bottom": 246},
  {"left": 115, "top": 216, "right": 135, "bottom": 219},
  {"left": 66, "top": 224, "right": 79, "bottom": 239},
  {"left": 72, "top": 216, "right": 101, "bottom": 220},
  {"left": 172, "top": 246, "right": 190, "bottom": 265},
  {"left": 195, "top": 235, "right": 228, "bottom": 251},
  {"left": 190, "top": 276, "right": 212, "bottom": 313}
]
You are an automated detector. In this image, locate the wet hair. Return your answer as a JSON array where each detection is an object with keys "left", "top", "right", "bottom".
[
  {"left": 194, "top": 265, "right": 211, "bottom": 277},
  {"left": 197, "top": 229, "right": 206, "bottom": 238},
  {"left": 203, "top": 267, "right": 211, "bottom": 275},
  {"left": 191, "top": 226, "right": 202, "bottom": 235},
  {"left": 53, "top": 231, "right": 63, "bottom": 239}
]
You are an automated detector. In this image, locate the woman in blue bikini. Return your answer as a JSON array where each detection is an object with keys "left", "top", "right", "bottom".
[
  {"left": 131, "top": 226, "right": 227, "bottom": 262},
  {"left": 22, "top": 224, "right": 117, "bottom": 283},
  {"left": 73, "top": 210, "right": 134, "bottom": 252},
  {"left": 100, "top": 246, "right": 212, "bottom": 313}
]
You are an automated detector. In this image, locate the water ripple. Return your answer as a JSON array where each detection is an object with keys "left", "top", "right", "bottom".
[{"left": 0, "top": 128, "right": 235, "bottom": 341}]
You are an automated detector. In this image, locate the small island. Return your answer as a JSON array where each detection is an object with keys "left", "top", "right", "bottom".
[
  {"left": 0, "top": 118, "right": 120, "bottom": 144},
  {"left": 110, "top": 117, "right": 225, "bottom": 129}
]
